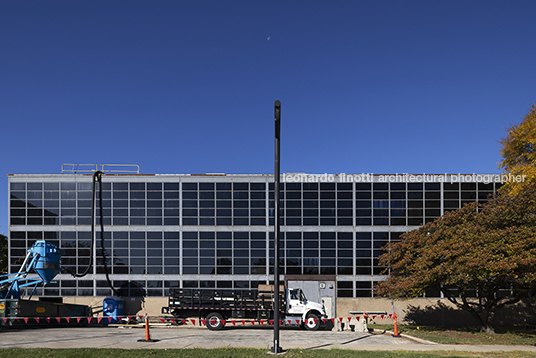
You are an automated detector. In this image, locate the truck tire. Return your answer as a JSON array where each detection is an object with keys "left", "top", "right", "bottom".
[
  {"left": 205, "top": 312, "right": 225, "bottom": 331},
  {"left": 303, "top": 313, "right": 321, "bottom": 331}
]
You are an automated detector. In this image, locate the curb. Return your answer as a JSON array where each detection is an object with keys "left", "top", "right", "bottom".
[{"left": 370, "top": 329, "right": 439, "bottom": 345}]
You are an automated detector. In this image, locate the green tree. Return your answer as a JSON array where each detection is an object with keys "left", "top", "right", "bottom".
[
  {"left": 376, "top": 184, "right": 536, "bottom": 332},
  {"left": 499, "top": 104, "right": 536, "bottom": 194},
  {"left": 0, "top": 233, "right": 7, "bottom": 274}
]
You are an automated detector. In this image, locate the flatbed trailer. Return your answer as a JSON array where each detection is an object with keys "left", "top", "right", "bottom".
[
  {"left": 0, "top": 298, "right": 91, "bottom": 327},
  {"left": 162, "top": 287, "right": 282, "bottom": 330},
  {"left": 162, "top": 285, "right": 327, "bottom": 331}
]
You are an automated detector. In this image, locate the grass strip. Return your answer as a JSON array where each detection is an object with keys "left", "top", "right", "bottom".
[
  {"left": 369, "top": 324, "right": 536, "bottom": 346},
  {"left": 1, "top": 348, "right": 536, "bottom": 358}
]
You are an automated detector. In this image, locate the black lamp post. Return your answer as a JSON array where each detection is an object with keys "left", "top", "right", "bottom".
[{"left": 271, "top": 100, "right": 283, "bottom": 354}]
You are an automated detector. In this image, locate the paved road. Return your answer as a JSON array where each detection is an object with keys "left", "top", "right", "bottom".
[{"left": 1, "top": 326, "right": 535, "bottom": 352}]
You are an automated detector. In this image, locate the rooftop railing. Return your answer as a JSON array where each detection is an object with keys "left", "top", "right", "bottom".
[{"left": 61, "top": 164, "right": 140, "bottom": 174}]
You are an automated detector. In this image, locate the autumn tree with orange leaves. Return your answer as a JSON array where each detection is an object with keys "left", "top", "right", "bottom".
[
  {"left": 376, "top": 185, "right": 536, "bottom": 332},
  {"left": 499, "top": 104, "right": 536, "bottom": 194}
]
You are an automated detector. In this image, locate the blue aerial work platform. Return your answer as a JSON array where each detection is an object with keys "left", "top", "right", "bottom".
[
  {"left": 1, "top": 240, "right": 61, "bottom": 300},
  {"left": 0, "top": 240, "right": 91, "bottom": 326}
]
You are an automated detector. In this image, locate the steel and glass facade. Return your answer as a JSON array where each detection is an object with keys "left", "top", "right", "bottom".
[{"left": 7, "top": 173, "right": 500, "bottom": 298}]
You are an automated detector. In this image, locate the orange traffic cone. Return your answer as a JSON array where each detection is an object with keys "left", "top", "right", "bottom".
[
  {"left": 392, "top": 312, "right": 400, "bottom": 337},
  {"left": 137, "top": 314, "right": 159, "bottom": 342}
]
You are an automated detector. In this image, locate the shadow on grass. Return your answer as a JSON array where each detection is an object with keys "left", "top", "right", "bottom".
[{"left": 402, "top": 298, "right": 536, "bottom": 329}]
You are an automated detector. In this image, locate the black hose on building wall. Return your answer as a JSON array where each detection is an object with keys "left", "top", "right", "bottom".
[
  {"left": 65, "top": 171, "right": 121, "bottom": 296},
  {"left": 97, "top": 173, "right": 121, "bottom": 296}
]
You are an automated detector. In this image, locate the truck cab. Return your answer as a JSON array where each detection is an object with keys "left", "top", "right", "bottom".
[{"left": 286, "top": 288, "right": 327, "bottom": 331}]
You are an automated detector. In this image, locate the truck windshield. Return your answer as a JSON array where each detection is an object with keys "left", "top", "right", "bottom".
[
  {"left": 300, "top": 290, "right": 307, "bottom": 302},
  {"left": 289, "top": 289, "right": 307, "bottom": 302}
]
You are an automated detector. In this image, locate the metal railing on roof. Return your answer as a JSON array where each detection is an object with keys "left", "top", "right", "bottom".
[{"left": 61, "top": 164, "right": 140, "bottom": 174}]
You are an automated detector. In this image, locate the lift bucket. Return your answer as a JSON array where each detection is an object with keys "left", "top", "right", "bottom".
[{"left": 30, "top": 241, "right": 61, "bottom": 284}]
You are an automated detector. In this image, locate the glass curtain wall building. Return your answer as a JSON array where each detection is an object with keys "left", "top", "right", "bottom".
[{"left": 7, "top": 173, "right": 500, "bottom": 298}]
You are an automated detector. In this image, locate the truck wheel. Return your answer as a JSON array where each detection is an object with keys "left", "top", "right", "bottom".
[
  {"left": 303, "top": 313, "right": 320, "bottom": 331},
  {"left": 205, "top": 312, "right": 225, "bottom": 331}
]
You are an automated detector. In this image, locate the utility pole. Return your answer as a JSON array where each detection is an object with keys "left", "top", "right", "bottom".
[{"left": 271, "top": 100, "right": 283, "bottom": 354}]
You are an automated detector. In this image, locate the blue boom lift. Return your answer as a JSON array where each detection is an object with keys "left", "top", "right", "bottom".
[
  {"left": 1, "top": 240, "right": 61, "bottom": 300},
  {"left": 0, "top": 240, "right": 91, "bottom": 326}
]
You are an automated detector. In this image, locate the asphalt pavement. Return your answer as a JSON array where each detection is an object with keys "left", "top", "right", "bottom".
[{"left": 1, "top": 325, "right": 536, "bottom": 353}]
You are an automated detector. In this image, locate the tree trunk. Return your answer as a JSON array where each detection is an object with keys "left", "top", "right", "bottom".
[
  {"left": 450, "top": 292, "right": 497, "bottom": 334},
  {"left": 479, "top": 306, "right": 496, "bottom": 334},
  {"left": 480, "top": 325, "right": 495, "bottom": 335}
]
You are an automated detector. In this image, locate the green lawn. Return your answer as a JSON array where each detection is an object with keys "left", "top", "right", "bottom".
[
  {"left": 0, "top": 349, "right": 535, "bottom": 358},
  {"left": 371, "top": 324, "right": 536, "bottom": 345}
]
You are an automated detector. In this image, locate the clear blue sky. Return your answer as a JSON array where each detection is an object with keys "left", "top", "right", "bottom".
[{"left": 1, "top": 1, "right": 535, "bottom": 235}]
